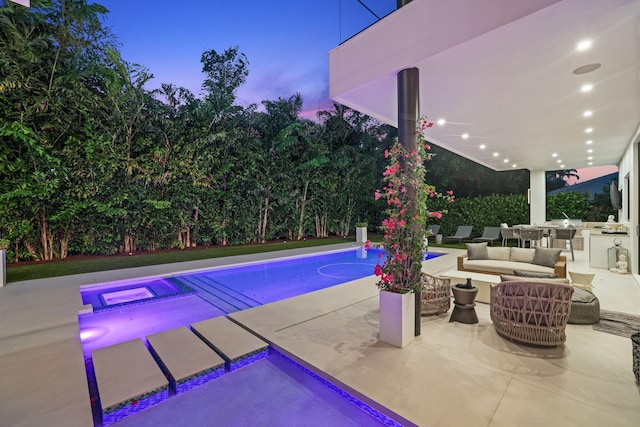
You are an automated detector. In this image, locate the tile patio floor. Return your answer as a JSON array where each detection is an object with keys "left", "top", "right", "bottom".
[{"left": 1, "top": 243, "right": 639, "bottom": 426}]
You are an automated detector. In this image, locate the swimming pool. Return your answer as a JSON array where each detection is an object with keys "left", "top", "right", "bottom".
[
  {"left": 80, "top": 247, "right": 439, "bottom": 426},
  {"left": 81, "top": 247, "right": 443, "bottom": 314}
]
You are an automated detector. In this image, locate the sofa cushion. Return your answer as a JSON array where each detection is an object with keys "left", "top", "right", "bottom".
[
  {"left": 463, "top": 259, "right": 554, "bottom": 275},
  {"left": 500, "top": 274, "right": 570, "bottom": 284},
  {"left": 513, "top": 270, "right": 558, "bottom": 278},
  {"left": 466, "top": 242, "right": 488, "bottom": 260},
  {"left": 487, "top": 247, "right": 511, "bottom": 261},
  {"left": 510, "top": 247, "right": 535, "bottom": 263},
  {"left": 532, "top": 247, "right": 563, "bottom": 268}
]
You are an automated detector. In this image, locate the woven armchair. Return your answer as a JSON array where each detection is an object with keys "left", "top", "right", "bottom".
[
  {"left": 490, "top": 280, "right": 574, "bottom": 346},
  {"left": 420, "top": 273, "right": 451, "bottom": 315}
]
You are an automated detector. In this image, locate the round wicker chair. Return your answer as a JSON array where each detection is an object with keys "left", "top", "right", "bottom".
[
  {"left": 490, "top": 280, "right": 574, "bottom": 346},
  {"left": 420, "top": 273, "right": 452, "bottom": 315}
]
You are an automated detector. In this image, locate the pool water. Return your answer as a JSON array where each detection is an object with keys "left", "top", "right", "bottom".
[{"left": 79, "top": 248, "right": 438, "bottom": 426}]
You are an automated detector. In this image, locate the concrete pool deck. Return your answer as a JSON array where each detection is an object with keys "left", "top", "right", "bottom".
[{"left": 1, "top": 243, "right": 640, "bottom": 426}]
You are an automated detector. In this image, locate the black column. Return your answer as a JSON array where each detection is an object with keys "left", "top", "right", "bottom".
[
  {"left": 397, "top": 67, "right": 421, "bottom": 336},
  {"left": 397, "top": 67, "right": 419, "bottom": 152}
]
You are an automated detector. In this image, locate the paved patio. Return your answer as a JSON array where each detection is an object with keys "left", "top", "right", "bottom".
[{"left": 1, "top": 243, "right": 639, "bottom": 426}]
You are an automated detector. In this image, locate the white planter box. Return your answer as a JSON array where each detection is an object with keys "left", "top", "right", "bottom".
[
  {"left": 0, "top": 250, "right": 5, "bottom": 287},
  {"left": 379, "top": 290, "right": 415, "bottom": 348},
  {"left": 356, "top": 226, "right": 367, "bottom": 243}
]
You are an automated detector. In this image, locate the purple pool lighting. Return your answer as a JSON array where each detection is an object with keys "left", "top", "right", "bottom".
[
  {"left": 102, "top": 287, "right": 154, "bottom": 305},
  {"left": 79, "top": 248, "right": 444, "bottom": 354},
  {"left": 81, "top": 277, "right": 195, "bottom": 311}
]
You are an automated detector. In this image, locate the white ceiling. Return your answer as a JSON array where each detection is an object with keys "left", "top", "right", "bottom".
[{"left": 329, "top": 0, "right": 640, "bottom": 172}]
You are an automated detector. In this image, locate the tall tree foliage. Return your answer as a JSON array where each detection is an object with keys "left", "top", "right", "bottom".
[{"left": 1, "top": 1, "right": 536, "bottom": 263}]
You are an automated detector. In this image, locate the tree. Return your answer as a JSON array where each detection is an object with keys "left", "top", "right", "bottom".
[{"left": 546, "top": 169, "right": 579, "bottom": 191}]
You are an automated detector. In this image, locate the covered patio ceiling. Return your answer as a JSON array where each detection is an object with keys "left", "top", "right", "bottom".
[{"left": 329, "top": 0, "right": 640, "bottom": 172}]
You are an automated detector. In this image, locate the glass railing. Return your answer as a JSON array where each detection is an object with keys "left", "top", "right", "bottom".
[{"left": 338, "top": 0, "right": 396, "bottom": 44}]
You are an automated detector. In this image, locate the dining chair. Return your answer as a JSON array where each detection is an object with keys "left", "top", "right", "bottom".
[
  {"left": 519, "top": 227, "right": 543, "bottom": 248},
  {"left": 552, "top": 227, "right": 577, "bottom": 261}
]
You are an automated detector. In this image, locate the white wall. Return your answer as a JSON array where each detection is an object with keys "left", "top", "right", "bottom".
[{"left": 617, "top": 125, "right": 640, "bottom": 274}]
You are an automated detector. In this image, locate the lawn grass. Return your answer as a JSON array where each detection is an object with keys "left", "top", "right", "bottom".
[
  {"left": 4, "top": 234, "right": 466, "bottom": 283},
  {"left": 5, "top": 237, "right": 357, "bottom": 283}
]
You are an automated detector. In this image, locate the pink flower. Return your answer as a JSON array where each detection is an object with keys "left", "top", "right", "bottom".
[
  {"left": 374, "top": 264, "right": 383, "bottom": 276},
  {"left": 374, "top": 190, "right": 381, "bottom": 200},
  {"left": 364, "top": 240, "right": 371, "bottom": 250}
]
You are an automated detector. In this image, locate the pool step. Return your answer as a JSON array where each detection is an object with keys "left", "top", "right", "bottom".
[
  {"left": 191, "top": 316, "right": 269, "bottom": 371},
  {"left": 91, "top": 317, "right": 270, "bottom": 425},
  {"left": 146, "top": 326, "right": 226, "bottom": 394},
  {"left": 171, "top": 275, "right": 259, "bottom": 313},
  {"left": 92, "top": 339, "right": 169, "bottom": 426}
]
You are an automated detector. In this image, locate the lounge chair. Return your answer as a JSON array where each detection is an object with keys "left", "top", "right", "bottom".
[
  {"left": 472, "top": 226, "right": 501, "bottom": 246},
  {"left": 426, "top": 224, "right": 441, "bottom": 240},
  {"left": 444, "top": 226, "right": 473, "bottom": 244}
]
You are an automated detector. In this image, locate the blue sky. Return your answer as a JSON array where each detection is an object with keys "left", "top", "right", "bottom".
[{"left": 94, "top": 0, "right": 394, "bottom": 117}]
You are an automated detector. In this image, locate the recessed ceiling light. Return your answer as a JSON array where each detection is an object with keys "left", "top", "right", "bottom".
[
  {"left": 586, "top": 140, "right": 593, "bottom": 145},
  {"left": 587, "top": 149, "right": 593, "bottom": 153},
  {"left": 588, "top": 156, "right": 593, "bottom": 160},
  {"left": 552, "top": 153, "right": 558, "bottom": 157},
  {"left": 576, "top": 40, "right": 592, "bottom": 51},
  {"left": 512, "top": 164, "right": 517, "bottom": 168},
  {"left": 557, "top": 160, "right": 562, "bottom": 163},
  {"left": 581, "top": 84, "right": 593, "bottom": 92},
  {"left": 573, "top": 63, "right": 601, "bottom": 75},
  {"left": 493, "top": 152, "right": 499, "bottom": 157},
  {"left": 560, "top": 164, "right": 565, "bottom": 168},
  {"left": 585, "top": 127, "right": 593, "bottom": 133},
  {"left": 461, "top": 133, "right": 469, "bottom": 139},
  {"left": 503, "top": 159, "right": 509, "bottom": 163},
  {"left": 479, "top": 144, "right": 486, "bottom": 149},
  {"left": 437, "top": 118, "right": 446, "bottom": 126},
  {"left": 583, "top": 110, "right": 593, "bottom": 117},
  {"left": 588, "top": 162, "right": 593, "bottom": 166}
]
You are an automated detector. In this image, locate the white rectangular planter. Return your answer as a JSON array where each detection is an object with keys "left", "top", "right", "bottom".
[
  {"left": 379, "top": 290, "right": 415, "bottom": 348},
  {"left": 0, "top": 250, "right": 5, "bottom": 287},
  {"left": 356, "top": 227, "right": 367, "bottom": 243}
]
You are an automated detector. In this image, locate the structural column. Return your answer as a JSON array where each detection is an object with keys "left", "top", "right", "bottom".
[
  {"left": 398, "top": 67, "right": 421, "bottom": 336},
  {"left": 529, "top": 170, "right": 546, "bottom": 225},
  {"left": 396, "top": 0, "right": 413, "bottom": 8},
  {"left": 397, "top": 68, "right": 420, "bottom": 152}
]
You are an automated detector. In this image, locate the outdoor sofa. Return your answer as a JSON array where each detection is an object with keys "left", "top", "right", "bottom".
[{"left": 457, "top": 243, "right": 567, "bottom": 278}]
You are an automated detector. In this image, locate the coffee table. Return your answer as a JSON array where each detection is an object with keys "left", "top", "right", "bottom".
[{"left": 439, "top": 270, "right": 499, "bottom": 303}]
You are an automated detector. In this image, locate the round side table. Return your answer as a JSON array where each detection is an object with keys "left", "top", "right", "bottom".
[{"left": 449, "top": 285, "right": 479, "bottom": 324}]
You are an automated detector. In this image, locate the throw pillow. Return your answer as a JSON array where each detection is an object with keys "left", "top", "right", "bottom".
[
  {"left": 513, "top": 270, "right": 559, "bottom": 278},
  {"left": 569, "top": 271, "right": 595, "bottom": 292},
  {"left": 510, "top": 247, "right": 535, "bottom": 263},
  {"left": 500, "top": 274, "right": 570, "bottom": 284},
  {"left": 466, "top": 242, "right": 488, "bottom": 260},
  {"left": 532, "top": 247, "right": 563, "bottom": 268},
  {"left": 487, "top": 247, "right": 511, "bottom": 261}
]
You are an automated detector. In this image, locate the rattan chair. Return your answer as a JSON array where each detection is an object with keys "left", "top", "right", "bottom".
[
  {"left": 490, "top": 280, "right": 574, "bottom": 346},
  {"left": 420, "top": 273, "right": 451, "bottom": 315}
]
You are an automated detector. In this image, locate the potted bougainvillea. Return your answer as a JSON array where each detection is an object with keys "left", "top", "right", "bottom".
[{"left": 368, "top": 117, "right": 454, "bottom": 346}]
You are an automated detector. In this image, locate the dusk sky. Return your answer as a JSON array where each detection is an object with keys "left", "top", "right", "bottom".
[
  {"left": 94, "top": 0, "right": 394, "bottom": 118},
  {"left": 94, "top": 0, "right": 615, "bottom": 183}
]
